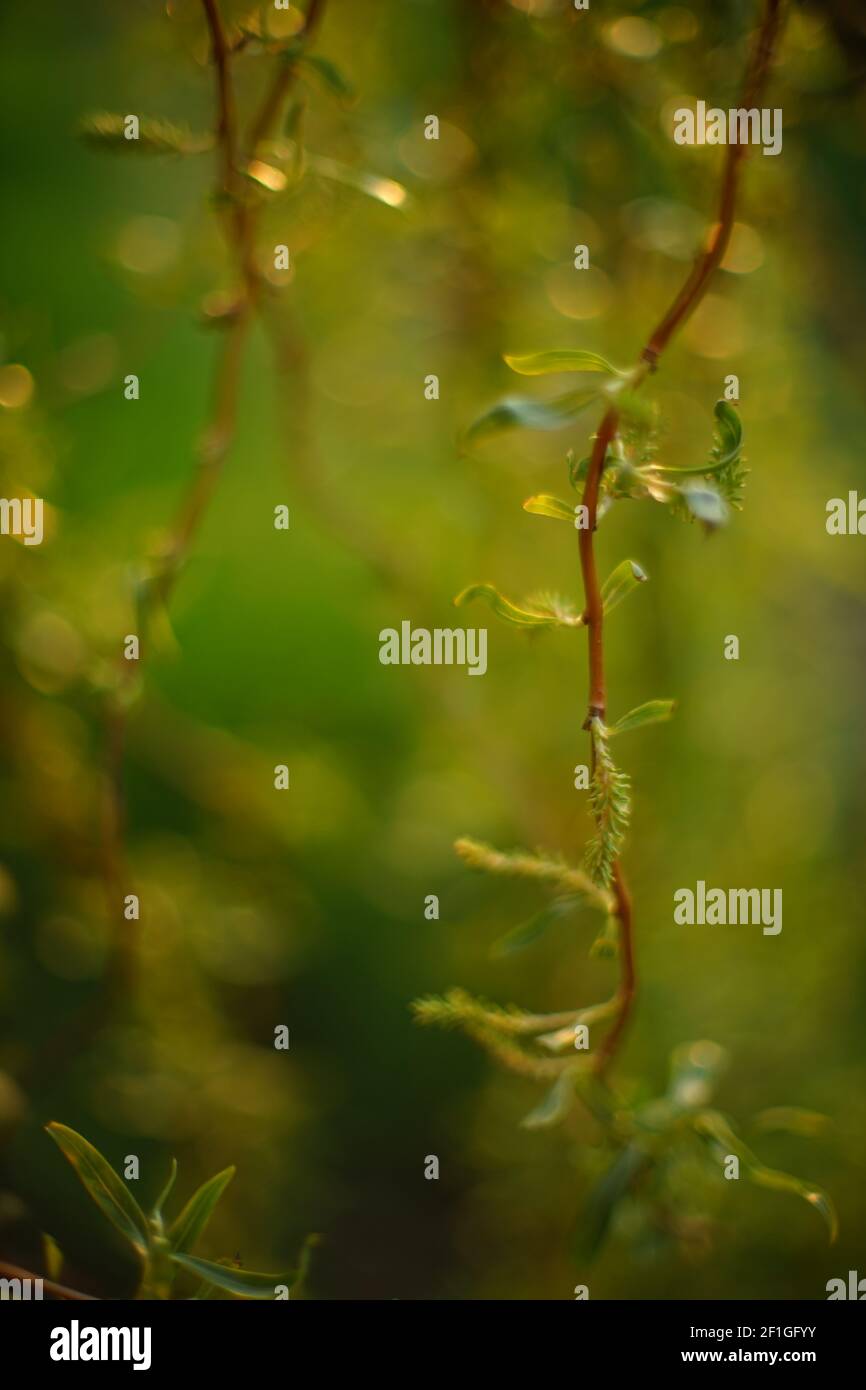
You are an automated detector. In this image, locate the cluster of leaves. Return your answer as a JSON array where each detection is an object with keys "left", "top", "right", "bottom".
[
  {"left": 413, "top": 344, "right": 835, "bottom": 1258},
  {"left": 45, "top": 1124, "right": 311, "bottom": 1299},
  {"left": 575, "top": 1042, "right": 836, "bottom": 1262},
  {"left": 468, "top": 350, "right": 746, "bottom": 532}
]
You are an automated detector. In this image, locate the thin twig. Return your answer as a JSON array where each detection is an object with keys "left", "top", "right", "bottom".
[
  {"left": 588, "top": 0, "right": 785, "bottom": 1076},
  {"left": 36, "top": 0, "right": 328, "bottom": 1086},
  {"left": 0, "top": 1260, "right": 97, "bottom": 1302}
]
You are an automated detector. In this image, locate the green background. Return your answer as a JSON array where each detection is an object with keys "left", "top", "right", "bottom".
[{"left": 0, "top": 0, "right": 864, "bottom": 1299}]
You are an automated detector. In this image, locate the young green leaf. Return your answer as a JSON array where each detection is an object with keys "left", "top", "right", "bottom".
[
  {"left": 45, "top": 1123, "right": 149, "bottom": 1255},
  {"left": 465, "top": 390, "right": 601, "bottom": 444},
  {"left": 42, "top": 1233, "right": 64, "bottom": 1282},
  {"left": 170, "top": 1251, "right": 295, "bottom": 1299},
  {"left": 306, "top": 153, "right": 408, "bottom": 208},
  {"left": 521, "top": 1072, "right": 577, "bottom": 1130},
  {"left": 522, "top": 494, "right": 578, "bottom": 522},
  {"left": 167, "top": 1166, "right": 236, "bottom": 1255},
  {"left": 150, "top": 1158, "right": 178, "bottom": 1222},
  {"left": 577, "top": 1143, "right": 651, "bottom": 1260},
  {"left": 490, "top": 896, "right": 581, "bottom": 959},
  {"left": 692, "top": 1110, "right": 838, "bottom": 1243},
  {"left": 713, "top": 399, "right": 742, "bottom": 463},
  {"left": 293, "top": 53, "right": 356, "bottom": 103},
  {"left": 454, "top": 583, "right": 571, "bottom": 628},
  {"left": 504, "top": 349, "right": 624, "bottom": 377},
  {"left": 600, "top": 559, "right": 647, "bottom": 616},
  {"left": 608, "top": 699, "right": 676, "bottom": 738}
]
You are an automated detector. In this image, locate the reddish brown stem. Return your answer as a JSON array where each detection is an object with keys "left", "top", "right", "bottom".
[
  {"left": 588, "top": 0, "right": 784, "bottom": 1077},
  {"left": 578, "top": 408, "right": 618, "bottom": 724},
  {"left": 643, "top": 0, "right": 784, "bottom": 363}
]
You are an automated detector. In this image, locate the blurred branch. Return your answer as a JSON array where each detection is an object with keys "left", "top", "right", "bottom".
[
  {"left": 35, "top": 0, "right": 331, "bottom": 1088},
  {"left": 643, "top": 0, "right": 785, "bottom": 364},
  {"left": 0, "top": 1261, "right": 96, "bottom": 1302}
]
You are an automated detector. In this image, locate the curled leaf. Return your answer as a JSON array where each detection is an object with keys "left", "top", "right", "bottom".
[
  {"left": 151, "top": 1158, "right": 178, "bottom": 1222},
  {"left": 713, "top": 398, "right": 742, "bottom": 463},
  {"left": 521, "top": 1072, "right": 577, "bottom": 1130},
  {"left": 454, "top": 583, "right": 574, "bottom": 628},
  {"left": 600, "top": 559, "right": 647, "bottom": 615},
  {"left": 692, "top": 1110, "right": 838, "bottom": 1243}
]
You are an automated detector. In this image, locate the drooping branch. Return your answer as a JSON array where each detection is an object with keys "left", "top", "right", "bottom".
[
  {"left": 33, "top": 0, "right": 329, "bottom": 1088},
  {"left": 585, "top": 0, "right": 785, "bottom": 1077}
]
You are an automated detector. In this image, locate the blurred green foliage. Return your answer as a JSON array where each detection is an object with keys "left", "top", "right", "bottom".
[{"left": 0, "top": 0, "right": 865, "bottom": 1299}]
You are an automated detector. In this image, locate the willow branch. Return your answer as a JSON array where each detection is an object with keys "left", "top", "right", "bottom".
[
  {"left": 49, "top": 0, "right": 296, "bottom": 1085},
  {"left": 586, "top": 0, "right": 784, "bottom": 1077}
]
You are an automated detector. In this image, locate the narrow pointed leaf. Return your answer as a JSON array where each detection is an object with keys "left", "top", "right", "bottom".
[
  {"left": 306, "top": 153, "right": 408, "bottom": 208},
  {"left": 465, "top": 390, "right": 600, "bottom": 443},
  {"left": 167, "top": 1166, "right": 235, "bottom": 1255},
  {"left": 504, "top": 350, "right": 623, "bottom": 377},
  {"left": 170, "top": 1251, "right": 294, "bottom": 1299},
  {"left": 294, "top": 53, "right": 355, "bottom": 103},
  {"left": 491, "top": 896, "right": 581, "bottom": 959},
  {"left": 522, "top": 494, "right": 578, "bottom": 522},
  {"left": 577, "top": 1144, "right": 651, "bottom": 1260},
  {"left": 42, "top": 1234, "right": 64, "bottom": 1282},
  {"left": 454, "top": 584, "right": 563, "bottom": 628},
  {"left": 693, "top": 1110, "right": 838, "bottom": 1243},
  {"left": 600, "top": 559, "right": 647, "bottom": 616},
  {"left": 292, "top": 1234, "right": 321, "bottom": 1299},
  {"left": 46, "top": 1123, "right": 149, "bottom": 1254},
  {"left": 609, "top": 699, "right": 676, "bottom": 738},
  {"left": 151, "top": 1158, "right": 178, "bottom": 1221},
  {"left": 522, "top": 1072, "right": 576, "bottom": 1130}
]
